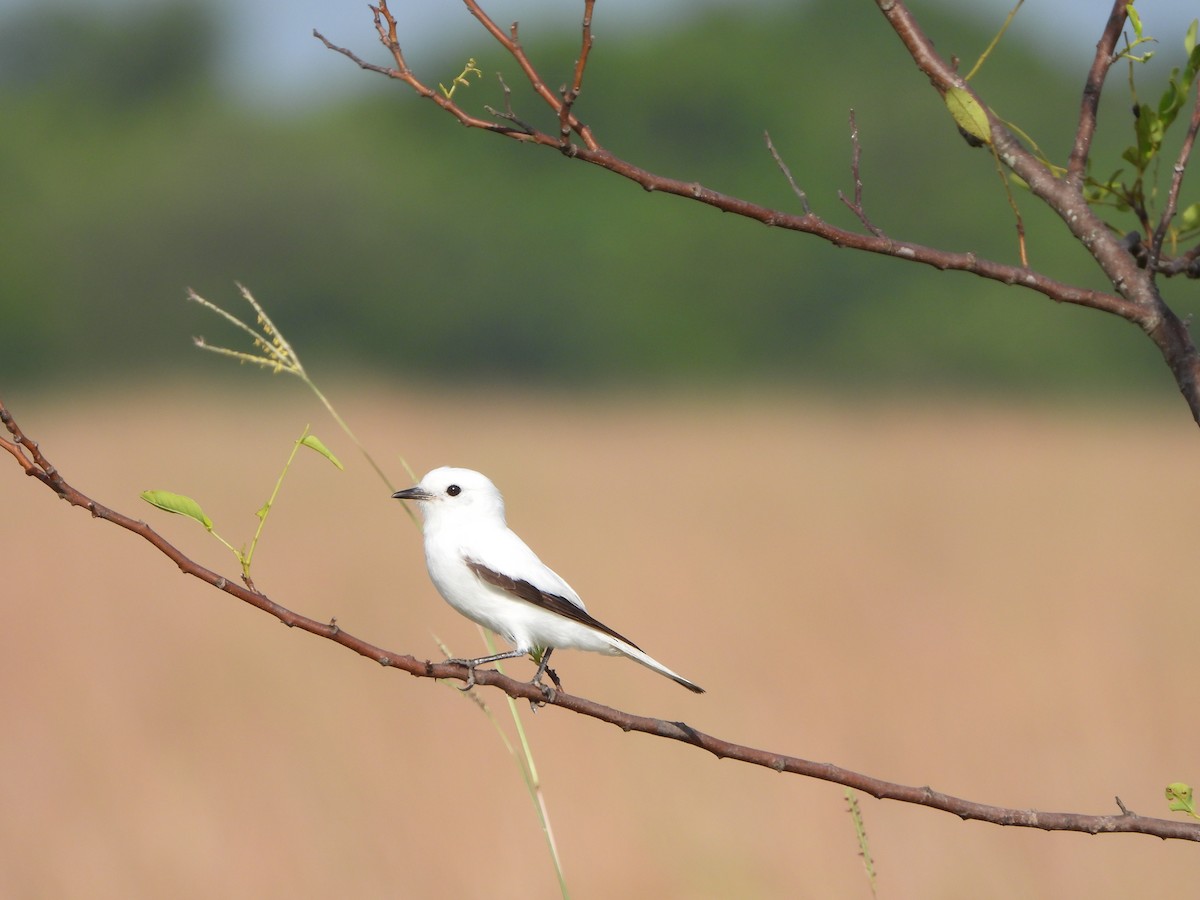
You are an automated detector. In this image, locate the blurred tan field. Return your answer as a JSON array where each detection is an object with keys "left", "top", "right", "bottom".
[{"left": 3, "top": 383, "right": 1200, "bottom": 898}]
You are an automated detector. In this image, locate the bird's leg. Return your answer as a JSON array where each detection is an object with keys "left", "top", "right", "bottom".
[
  {"left": 530, "top": 648, "right": 559, "bottom": 706},
  {"left": 537, "top": 653, "right": 564, "bottom": 692},
  {"left": 442, "top": 648, "right": 528, "bottom": 691},
  {"left": 531, "top": 647, "right": 553, "bottom": 686}
]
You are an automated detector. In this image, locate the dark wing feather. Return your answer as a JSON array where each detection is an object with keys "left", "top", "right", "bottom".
[{"left": 466, "top": 559, "right": 643, "bottom": 651}]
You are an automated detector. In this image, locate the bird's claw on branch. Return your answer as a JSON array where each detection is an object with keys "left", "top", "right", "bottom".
[
  {"left": 529, "top": 679, "right": 556, "bottom": 711},
  {"left": 443, "top": 657, "right": 478, "bottom": 691}
]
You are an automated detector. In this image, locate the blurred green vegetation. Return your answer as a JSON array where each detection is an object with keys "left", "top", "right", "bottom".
[{"left": 0, "top": 1, "right": 1194, "bottom": 395}]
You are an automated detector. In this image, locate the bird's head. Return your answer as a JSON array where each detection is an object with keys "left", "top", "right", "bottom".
[{"left": 392, "top": 466, "right": 506, "bottom": 526}]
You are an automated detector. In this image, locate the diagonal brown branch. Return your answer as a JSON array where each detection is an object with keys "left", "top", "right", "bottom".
[
  {"left": 1066, "top": 0, "right": 1129, "bottom": 183},
  {"left": 318, "top": 0, "right": 1200, "bottom": 427},
  {"left": 311, "top": 5, "right": 1146, "bottom": 314},
  {"left": 5, "top": 394, "right": 1200, "bottom": 842},
  {"left": 313, "top": 16, "right": 1140, "bottom": 322}
]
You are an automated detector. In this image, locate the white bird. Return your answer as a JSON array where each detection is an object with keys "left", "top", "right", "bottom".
[{"left": 393, "top": 466, "right": 704, "bottom": 695}]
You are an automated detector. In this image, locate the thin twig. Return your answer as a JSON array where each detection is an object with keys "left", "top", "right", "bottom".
[
  {"left": 558, "top": 0, "right": 595, "bottom": 149},
  {"left": 987, "top": 141, "right": 1029, "bottom": 267},
  {"left": 312, "top": 28, "right": 399, "bottom": 80},
  {"left": 837, "top": 110, "right": 885, "bottom": 237},
  {"left": 763, "top": 131, "right": 811, "bottom": 215},
  {"left": 1158, "top": 242, "right": 1200, "bottom": 277},
  {"left": 485, "top": 72, "right": 536, "bottom": 135},
  {"left": 0, "top": 432, "right": 35, "bottom": 474}
]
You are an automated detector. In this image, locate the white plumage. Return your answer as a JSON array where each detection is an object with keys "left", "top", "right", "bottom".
[{"left": 393, "top": 467, "right": 704, "bottom": 694}]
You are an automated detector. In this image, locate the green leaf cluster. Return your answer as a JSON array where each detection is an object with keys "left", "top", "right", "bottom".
[{"left": 1085, "top": 14, "right": 1200, "bottom": 241}]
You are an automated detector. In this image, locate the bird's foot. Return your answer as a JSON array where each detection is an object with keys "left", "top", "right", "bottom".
[
  {"left": 528, "top": 682, "right": 555, "bottom": 711},
  {"left": 443, "top": 657, "right": 478, "bottom": 691},
  {"left": 527, "top": 666, "right": 561, "bottom": 711}
]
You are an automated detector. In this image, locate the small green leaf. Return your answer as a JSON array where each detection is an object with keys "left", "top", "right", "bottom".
[
  {"left": 1158, "top": 72, "right": 1187, "bottom": 124},
  {"left": 1126, "top": 4, "right": 1142, "bottom": 39},
  {"left": 1166, "top": 782, "right": 1199, "bottom": 817},
  {"left": 944, "top": 87, "right": 991, "bottom": 145},
  {"left": 1179, "top": 201, "right": 1200, "bottom": 233},
  {"left": 1185, "top": 19, "right": 1197, "bottom": 55},
  {"left": 300, "top": 433, "right": 344, "bottom": 470},
  {"left": 1187, "top": 44, "right": 1200, "bottom": 83},
  {"left": 255, "top": 503, "right": 270, "bottom": 520},
  {"left": 1131, "top": 105, "right": 1163, "bottom": 165},
  {"left": 140, "top": 490, "right": 213, "bottom": 530}
]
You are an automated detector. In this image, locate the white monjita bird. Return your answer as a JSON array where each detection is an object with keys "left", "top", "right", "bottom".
[{"left": 393, "top": 466, "right": 704, "bottom": 694}]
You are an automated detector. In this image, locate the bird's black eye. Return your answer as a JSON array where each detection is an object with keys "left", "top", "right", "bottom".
[{"left": 446, "top": 484, "right": 461, "bottom": 497}]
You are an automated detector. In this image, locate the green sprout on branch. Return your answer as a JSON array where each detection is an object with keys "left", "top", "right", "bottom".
[
  {"left": 140, "top": 424, "right": 342, "bottom": 590},
  {"left": 1119, "top": 4, "right": 1157, "bottom": 64},
  {"left": 1166, "top": 782, "right": 1200, "bottom": 819},
  {"left": 1082, "top": 13, "right": 1200, "bottom": 247},
  {"left": 440, "top": 57, "right": 483, "bottom": 100}
]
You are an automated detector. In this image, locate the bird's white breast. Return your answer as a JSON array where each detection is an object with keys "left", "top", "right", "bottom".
[{"left": 422, "top": 519, "right": 618, "bottom": 654}]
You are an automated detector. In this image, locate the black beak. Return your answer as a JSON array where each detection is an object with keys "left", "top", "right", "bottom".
[{"left": 392, "top": 486, "right": 433, "bottom": 501}]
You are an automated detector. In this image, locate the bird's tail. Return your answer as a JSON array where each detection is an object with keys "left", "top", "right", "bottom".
[{"left": 606, "top": 637, "right": 704, "bottom": 693}]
